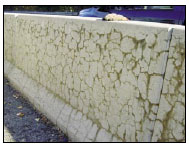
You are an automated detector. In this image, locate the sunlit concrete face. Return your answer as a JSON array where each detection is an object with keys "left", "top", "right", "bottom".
[
  {"left": 4, "top": 13, "right": 185, "bottom": 142},
  {"left": 152, "top": 28, "right": 185, "bottom": 142}
]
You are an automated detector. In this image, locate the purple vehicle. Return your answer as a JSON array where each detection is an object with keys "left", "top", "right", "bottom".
[{"left": 79, "top": 6, "right": 185, "bottom": 25}]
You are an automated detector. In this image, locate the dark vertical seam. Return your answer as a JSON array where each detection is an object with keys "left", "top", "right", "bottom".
[{"left": 151, "top": 27, "right": 174, "bottom": 142}]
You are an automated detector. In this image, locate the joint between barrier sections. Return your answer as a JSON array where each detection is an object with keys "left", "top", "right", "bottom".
[{"left": 151, "top": 27, "right": 174, "bottom": 142}]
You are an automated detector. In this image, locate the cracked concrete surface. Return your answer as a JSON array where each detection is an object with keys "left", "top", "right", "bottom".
[
  {"left": 4, "top": 13, "right": 185, "bottom": 142},
  {"left": 151, "top": 28, "right": 185, "bottom": 142}
]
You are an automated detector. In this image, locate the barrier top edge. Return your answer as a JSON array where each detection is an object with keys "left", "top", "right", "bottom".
[{"left": 4, "top": 12, "right": 185, "bottom": 30}]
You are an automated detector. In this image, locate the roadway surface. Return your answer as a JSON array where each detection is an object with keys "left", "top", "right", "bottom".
[{"left": 4, "top": 77, "right": 68, "bottom": 142}]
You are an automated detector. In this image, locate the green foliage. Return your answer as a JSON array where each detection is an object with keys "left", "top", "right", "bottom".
[{"left": 4, "top": 6, "right": 91, "bottom": 12}]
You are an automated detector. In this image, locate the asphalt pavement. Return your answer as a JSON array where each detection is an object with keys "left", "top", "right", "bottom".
[{"left": 4, "top": 77, "right": 68, "bottom": 142}]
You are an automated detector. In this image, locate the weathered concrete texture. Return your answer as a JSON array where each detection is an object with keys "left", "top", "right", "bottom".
[
  {"left": 4, "top": 13, "right": 185, "bottom": 142},
  {"left": 152, "top": 28, "right": 185, "bottom": 142},
  {"left": 4, "top": 14, "right": 16, "bottom": 64},
  {"left": 4, "top": 60, "right": 119, "bottom": 142}
]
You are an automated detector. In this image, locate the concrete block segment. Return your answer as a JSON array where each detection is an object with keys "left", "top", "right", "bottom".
[{"left": 4, "top": 13, "right": 185, "bottom": 142}]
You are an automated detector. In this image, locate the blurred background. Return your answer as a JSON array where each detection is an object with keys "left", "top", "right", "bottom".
[
  {"left": 4, "top": 6, "right": 90, "bottom": 13},
  {"left": 4, "top": 6, "right": 185, "bottom": 25}
]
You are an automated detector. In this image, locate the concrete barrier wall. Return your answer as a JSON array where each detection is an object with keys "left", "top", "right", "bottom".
[
  {"left": 4, "top": 13, "right": 185, "bottom": 142},
  {"left": 152, "top": 27, "right": 185, "bottom": 142}
]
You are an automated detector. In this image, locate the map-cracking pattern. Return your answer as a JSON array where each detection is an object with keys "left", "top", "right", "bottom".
[{"left": 4, "top": 14, "right": 185, "bottom": 142}]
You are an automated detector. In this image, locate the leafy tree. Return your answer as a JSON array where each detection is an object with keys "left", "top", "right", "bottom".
[{"left": 4, "top": 6, "right": 91, "bottom": 12}]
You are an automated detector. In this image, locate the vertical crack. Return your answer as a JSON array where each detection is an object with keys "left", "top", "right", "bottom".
[{"left": 151, "top": 27, "right": 174, "bottom": 141}]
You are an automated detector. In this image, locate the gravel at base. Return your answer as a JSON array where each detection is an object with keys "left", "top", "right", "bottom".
[{"left": 4, "top": 77, "right": 69, "bottom": 142}]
